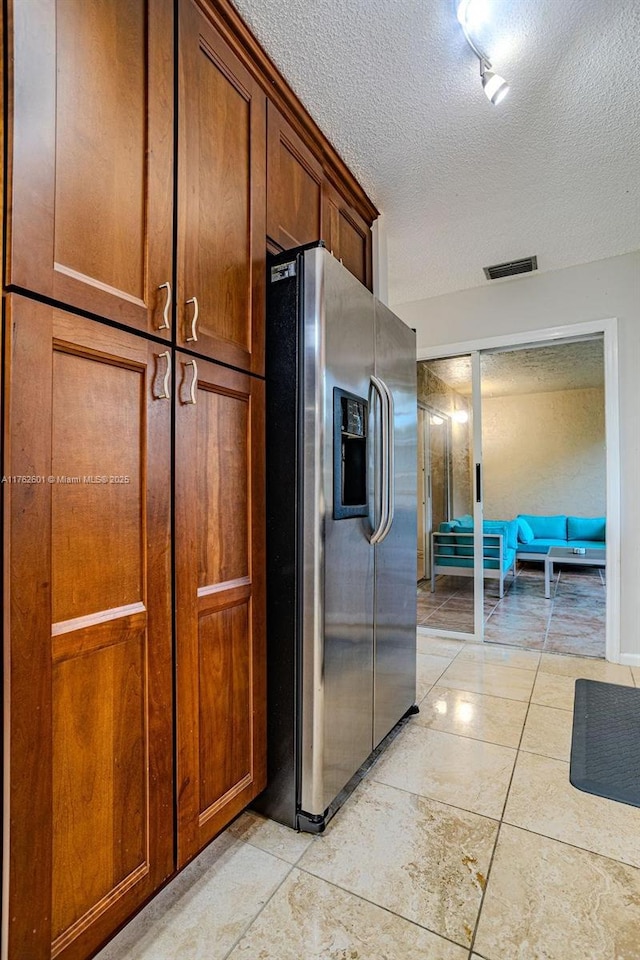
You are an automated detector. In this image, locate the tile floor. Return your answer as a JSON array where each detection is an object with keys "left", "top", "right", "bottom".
[
  {"left": 96, "top": 636, "right": 640, "bottom": 960},
  {"left": 419, "top": 561, "right": 606, "bottom": 657}
]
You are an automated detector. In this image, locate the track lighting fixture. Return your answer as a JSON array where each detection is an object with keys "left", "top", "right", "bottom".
[{"left": 456, "top": 0, "right": 509, "bottom": 105}]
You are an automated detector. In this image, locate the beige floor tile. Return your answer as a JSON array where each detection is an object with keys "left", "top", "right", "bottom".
[
  {"left": 456, "top": 642, "right": 541, "bottom": 671},
  {"left": 632, "top": 665, "right": 640, "bottom": 686},
  {"left": 417, "top": 632, "right": 465, "bottom": 658},
  {"left": 437, "top": 659, "right": 536, "bottom": 702},
  {"left": 371, "top": 724, "right": 516, "bottom": 819},
  {"left": 520, "top": 703, "right": 573, "bottom": 761},
  {"left": 539, "top": 652, "right": 634, "bottom": 684},
  {"left": 228, "top": 869, "right": 468, "bottom": 960},
  {"left": 298, "top": 779, "right": 497, "bottom": 949},
  {"left": 504, "top": 752, "right": 640, "bottom": 867},
  {"left": 531, "top": 670, "right": 579, "bottom": 710},
  {"left": 474, "top": 825, "right": 640, "bottom": 960},
  {"left": 95, "top": 833, "right": 291, "bottom": 960},
  {"left": 417, "top": 653, "right": 455, "bottom": 685},
  {"left": 227, "top": 810, "right": 313, "bottom": 864},
  {"left": 416, "top": 685, "right": 528, "bottom": 748}
]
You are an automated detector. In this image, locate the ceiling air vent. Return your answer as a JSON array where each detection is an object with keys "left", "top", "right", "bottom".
[{"left": 483, "top": 256, "right": 538, "bottom": 281}]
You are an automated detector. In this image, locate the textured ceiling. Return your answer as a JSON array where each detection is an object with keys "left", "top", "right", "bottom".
[
  {"left": 231, "top": 0, "right": 640, "bottom": 305},
  {"left": 424, "top": 338, "right": 604, "bottom": 397}
]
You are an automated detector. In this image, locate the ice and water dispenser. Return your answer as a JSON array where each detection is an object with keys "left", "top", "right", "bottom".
[{"left": 333, "top": 388, "right": 368, "bottom": 520}]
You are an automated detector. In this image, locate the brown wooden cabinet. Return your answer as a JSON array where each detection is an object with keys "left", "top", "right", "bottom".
[
  {"left": 323, "top": 181, "right": 373, "bottom": 289},
  {"left": 177, "top": 0, "right": 266, "bottom": 374},
  {"left": 5, "top": 0, "right": 174, "bottom": 337},
  {"left": 2, "top": 1, "right": 377, "bottom": 956},
  {"left": 3, "top": 295, "right": 174, "bottom": 960},
  {"left": 266, "top": 101, "right": 324, "bottom": 250},
  {"left": 265, "top": 103, "right": 373, "bottom": 288},
  {"left": 174, "top": 353, "right": 266, "bottom": 866}
]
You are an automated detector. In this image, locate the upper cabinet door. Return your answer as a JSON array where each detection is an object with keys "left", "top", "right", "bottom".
[
  {"left": 178, "top": 1, "right": 266, "bottom": 374},
  {"left": 5, "top": 0, "right": 174, "bottom": 337},
  {"left": 267, "top": 102, "right": 324, "bottom": 250},
  {"left": 323, "top": 181, "right": 373, "bottom": 290}
]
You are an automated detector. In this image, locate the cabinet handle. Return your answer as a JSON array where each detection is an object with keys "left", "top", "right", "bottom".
[
  {"left": 157, "top": 281, "right": 171, "bottom": 331},
  {"left": 183, "top": 359, "right": 198, "bottom": 405},
  {"left": 185, "top": 297, "right": 199, "bottom": 342},
  {"left": 154, "top": 350, "right": 171, "bottom": 400}
]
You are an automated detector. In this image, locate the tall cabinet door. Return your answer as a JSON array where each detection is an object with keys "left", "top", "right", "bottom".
[
  {"left": 175, "top": 353, "right": 266, "bottom": 866},
  {"left": 3, "top": 296, "right": 174, "bottom": 960},
  {"left": 177, "top": 0, "right": 266, "bottom": 373},
  {"left": 5, "top": 0, "right": 174, "bottom": 336}
]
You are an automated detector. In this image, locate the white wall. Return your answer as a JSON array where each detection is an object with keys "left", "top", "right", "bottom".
[
  {"left": 482, "top": 388, "right": 605, "bottom": 520},
  {"left": 393, "top": 251, "right": 640, "bottom": 661}
]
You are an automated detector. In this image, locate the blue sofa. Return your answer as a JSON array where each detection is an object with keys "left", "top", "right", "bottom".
[
  {"left": 431, "top": 515, "right": 518, "bottom": 598},
  {"left": 516, "top": 514, "right": 606, "bottom": 560},
  {"left": 431, "top": 514, "right": 606, "bottom": 597}
]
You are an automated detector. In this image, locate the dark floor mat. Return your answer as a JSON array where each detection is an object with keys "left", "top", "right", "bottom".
[{"left": 570, "top": 679, "right": 640, "bottom": 808}]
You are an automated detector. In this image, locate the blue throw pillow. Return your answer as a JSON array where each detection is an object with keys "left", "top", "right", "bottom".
[{"left": 517, "top": 517, "right": 535, "bottom": 544}]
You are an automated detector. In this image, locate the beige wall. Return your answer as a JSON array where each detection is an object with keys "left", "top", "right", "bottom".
[
  {"left": 393, "top": 250, "right": 640, "bottom": 661},
  {"left": 482, "top": 388, "right": 605, "bottom": 520}
]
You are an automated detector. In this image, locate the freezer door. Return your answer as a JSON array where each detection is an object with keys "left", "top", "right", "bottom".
[
  {"left": 300, "top": 248, "right": 376, "bottom": 817},
  {"left": 373, "top": 300, "right": 417, "bottom": 747}
]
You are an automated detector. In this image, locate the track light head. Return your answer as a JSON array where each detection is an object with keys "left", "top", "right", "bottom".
[
  {"left": 482, "top": 69, "right": 510, "bottom": 105},
  {"left": 456, "top": 0, "right": 510, "bottom": 105}
]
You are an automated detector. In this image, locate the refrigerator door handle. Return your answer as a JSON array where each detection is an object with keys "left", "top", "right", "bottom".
[
  {"left": 369, "top": 375, "right": 389, "bottom": 544},
  {"left": 376, "top": 378, "right": 395, "bottom": 543}
]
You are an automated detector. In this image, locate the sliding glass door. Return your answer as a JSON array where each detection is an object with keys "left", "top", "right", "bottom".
[{"left": 417, "top": 353, "right": 483, "bottom": 638}]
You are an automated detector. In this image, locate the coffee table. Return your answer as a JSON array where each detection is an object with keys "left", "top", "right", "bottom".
[{"left": 544, "top": 546, "right": 606, "bottom": 599}]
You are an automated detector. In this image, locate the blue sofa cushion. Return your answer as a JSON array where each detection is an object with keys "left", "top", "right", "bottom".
[
  {"left": 567, "top": 540, "right": 605, "bottom": 550},
  {"left": 439, "top": 547, "right": 515, "bottom": 572},
  {"left": 435, "top": 521, "right": 458, "bottom": 556},
  {"left": 567, "top": 516, "right": 606, "bottom": 542},
  {"left": 482, "top": 520, "right": 508, "bottom": 558},
  {"left": 517, "top": 517, "right": 535, "bottom": 544},
  {"left": 454, "top": 523, "right": 474, "bottom": 557},
  {"left": 453, "top": 520, "right": 514, "bottom": 559},
  {"left": 519, "top": 514, "right": 567, "bottom": 540},
  {"left": 518, "top": 538, "right": 569, "bottom": 554}
]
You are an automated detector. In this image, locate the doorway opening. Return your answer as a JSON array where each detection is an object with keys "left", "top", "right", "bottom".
[{"left": 417, "top": 328, "right": 615, "bottom": 661}]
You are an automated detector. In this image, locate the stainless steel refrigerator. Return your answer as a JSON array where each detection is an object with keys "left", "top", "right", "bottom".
[{"left": 254, "top": 242, "right": 417, "bottom": 832}]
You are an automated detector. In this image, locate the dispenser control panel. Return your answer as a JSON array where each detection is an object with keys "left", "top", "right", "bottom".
[{"left": 333, "top": 387, "right": 368, "bottom": 520}]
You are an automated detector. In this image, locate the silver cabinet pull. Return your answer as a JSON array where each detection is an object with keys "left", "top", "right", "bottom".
[
  {"left": 154, "top": 350, "right": 171, "bottom": 400},
  {"left": 185, "top": 297, "right": 199, "bottom": 342},
  {"left": 157, "top": 281, "right": 171, "bottom": 330},
  {"left": 183, "top": 359, "right": 198, "bottom": 405}
]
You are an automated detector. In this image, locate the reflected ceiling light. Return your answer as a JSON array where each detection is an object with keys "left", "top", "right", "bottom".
[
  {"left": 456, "top": 0, "right": 510, "bottom": 105},
  {"left": 456, "top": 701, "right": 474, "bottom": 724},
  {"left": 452, "top": 409, "right": 469, "bottom": 423},
  {"left": 430, "top": 414, "right": 444, "bottom": 425}
]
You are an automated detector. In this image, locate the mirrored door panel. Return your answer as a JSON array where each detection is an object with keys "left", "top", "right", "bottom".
[{"left": 417, "top": 355, "right": 479, "bottom": 637}]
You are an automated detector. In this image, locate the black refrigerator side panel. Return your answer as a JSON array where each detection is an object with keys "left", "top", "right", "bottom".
[{"left": 252, "top": 252, "right": 303, "bottom": 826}]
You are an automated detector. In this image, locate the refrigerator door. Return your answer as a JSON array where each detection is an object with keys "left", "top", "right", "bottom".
[
  {"left": 300, "top": 248, "right": 376, "bottom": 818},
  {"left": 373, "top": 300, "right": 417, "bottom": 747}
]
